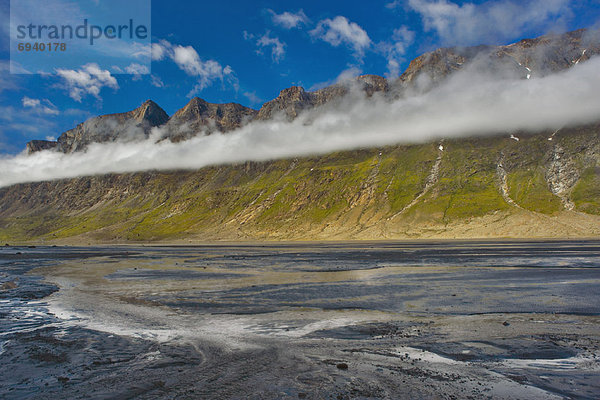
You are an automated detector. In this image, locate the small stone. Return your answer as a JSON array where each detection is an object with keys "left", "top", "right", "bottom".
[
  {"left": 336, "top": 363, "right": 348, "bottom": 370},
  {"left": 1, "top": 281, "right": 18, "bottom": 290}
]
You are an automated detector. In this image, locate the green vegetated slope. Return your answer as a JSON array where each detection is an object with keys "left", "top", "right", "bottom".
[{"left": 0, "top": 125, "right": 599, "bottom": 242}]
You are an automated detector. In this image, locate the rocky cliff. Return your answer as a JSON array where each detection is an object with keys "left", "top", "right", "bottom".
[
  {"left": 162, "top": 98, "right": 258, "bottom": 142},
  {"left": 26, "top": 140, "right": 58, "bottom": 154},
  {"left": 35, "top": 100, "right": 170, "bottom": 153},
  {"left": 256, "top": 75, "right": 389, "bottom": 121},
  {"left": 396, "top": 28, "right": 599, "bottom": 90}
]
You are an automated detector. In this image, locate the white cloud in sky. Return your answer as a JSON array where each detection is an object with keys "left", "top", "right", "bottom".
[
  {"left": 152, "top": 40, "right": 233, "bottom": 95},
  {"left": 310, "top": 16, "right": 372, "bottom": 58},
  {"left": 151, "top": 74, "right": 165, "bottom": 88},
  {"left": 125, "top": 63, "right": 150, "bottom": 81},
  {"left": 243, "top": 91, "right": 263, "bottom": 105},
  {"left": 56, "top": 63, "right": 119, "bottom": 102},
  {"left": 0, "top": 104, "right": 59, "bottom": 145},
  {"left": 385, "top": 0, "right": 403, "bottom": 9},
  {"left": 3, "top": 55, "right": 600, "bottom": 187},
  {"left": 173, "top": 46, "right": 213, "bottom": 75},
  {"left": 151, "top": 42, "right": 168, "bottom": 61},
  {"left": 257, "top": 32, "right": 286, "bottom": 63},
  {"left": 244, "top": 31, "right": 287, "bottom": 63},
  {"left": 379, "top": 26, "right": 416, "bottom": 78},
  {"left": 407, "top": 0, "right": 571, "bottom": 46},
  {"left": 270, "top": 9, "right": 309, "bottom": 29},
  {"left": 22, "top": 96, "right": 59, "bottom": 115},
  {"left": 21, "top": 97, "right": 40, "bottom": 108},
  {"left": 309, "top": 66, "right": 363, "bottom": 91}
]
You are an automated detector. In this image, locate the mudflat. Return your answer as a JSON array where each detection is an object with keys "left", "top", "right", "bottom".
[{"left": 1, "top": 241, "right": 599, "bottom": 399}]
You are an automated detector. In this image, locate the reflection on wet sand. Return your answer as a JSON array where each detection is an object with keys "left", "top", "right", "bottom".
[{"left": 1, "top": 241, "right": 600, "bottom": 399}]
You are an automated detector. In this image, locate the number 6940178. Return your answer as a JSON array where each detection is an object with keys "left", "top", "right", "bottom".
[{"left": 17, "top": 42, "right": 66, "bottom": 51}]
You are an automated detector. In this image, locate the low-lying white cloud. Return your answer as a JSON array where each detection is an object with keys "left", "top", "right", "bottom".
[{"left": 1, "top": 56, "right": 600, "bottom": 188}]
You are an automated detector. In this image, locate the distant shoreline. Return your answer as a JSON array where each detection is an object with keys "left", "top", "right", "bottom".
[{"left": 4, "top": 237, "right": 600, "bottom": 248}]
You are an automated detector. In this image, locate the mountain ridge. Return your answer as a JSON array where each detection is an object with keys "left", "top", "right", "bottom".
[
  {"left": 46, "top": 99, "right": 169, "bottom": 154},
  {"left": 26, "top": 28, "right": 599, "bottom": 155},
  {"left": 5, "top": 28, "right": 600, "bottom": 242}
]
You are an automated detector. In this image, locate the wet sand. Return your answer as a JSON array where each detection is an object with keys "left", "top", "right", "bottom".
[{"left": 1, "top": 241, "right": 599, "bottom": 399}]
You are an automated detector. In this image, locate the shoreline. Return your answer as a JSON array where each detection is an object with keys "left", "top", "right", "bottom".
[{"left": 4, "top": 236, "right": 600, "bottom": 247}]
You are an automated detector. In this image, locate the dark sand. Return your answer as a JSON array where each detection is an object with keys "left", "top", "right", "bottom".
[{"left": 1, "top": 241, "right": 599, "bottom": 399}]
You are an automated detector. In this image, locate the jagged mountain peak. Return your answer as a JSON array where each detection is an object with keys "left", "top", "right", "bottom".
[
  {"left": 397, "top": 28, "right": 599, "bottom": 88},
  {"left": 186, "top": 97, "right": 209, "bottom": 106},
  {"left": 24, "top": 100, "right": 171, "bottom": 154},
  {"left": 353, "top": 74, "right": 389, "bottom": 95},
  {"left": 53, "top": 100, "right": 170, "bottom": 153},
  {"left": 130, "top": 99, "right": 170, "bottom": 126},
  {"left": 355, "top": 74, "right": 387, "bottom": 86},
  {"left": 174, "top": 97, "right": 256, "bottom": 117},
  {"left": 25, "top": 28, "right": 600, "bottom": 154},
  {"left": 164, "top": 97, "right": 258, "bottom": 142},
  {"left": 278, "top": 86, "right": 307, "bottom": 96},
  {"left": 25, "top": 140, "right": 58, "bottom": 154},
  {"left": 256, "top": 86, "right": 312, "bottom": 121},
  {"left": 174, "top": 97, "right": 211, "bottom": 117},
  {"left": 256, "top": 75, "right": 390, "bottom": 121},
  {"left": 141, "top": 99, "right": 160, "bottom": 107}
]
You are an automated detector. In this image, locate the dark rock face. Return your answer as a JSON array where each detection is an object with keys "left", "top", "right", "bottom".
[
  {"left": 163, "top": 98, "right": 258, "bottom": 142},
  {"left": 397, "top": 46, "right": 488, "bottom": 89},
  {"left": 498, "top": 29, "right": 600, "bottom": 75},
  {"left": 396, "top": 29, "right": 599, "bottom": 90},
  {"left": 26, "top": 140, "right": 58, "bottom": 154},
  {"left": 256, "top": 75, "right": 390, "bottom": 121},
  {"left": 256, "top": 86, "right": 316, "bottom": 121},
  {"left": 133, "top": 99, "right": 171, "bottom": 127},
  {"left": 355, "top": 74, "right": 389, "bottom": 96},
  {"left": 52, "top": 100, "right": 169, "bottom": 153}
]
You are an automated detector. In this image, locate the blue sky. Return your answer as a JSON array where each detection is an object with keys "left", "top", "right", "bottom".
[{"left": 0, "top": 0, "right": 599, "bottom": 154}]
